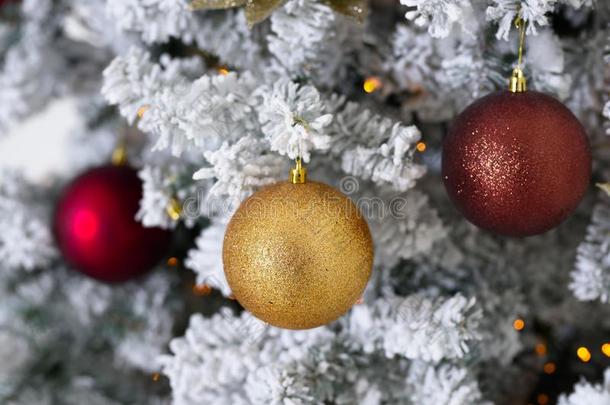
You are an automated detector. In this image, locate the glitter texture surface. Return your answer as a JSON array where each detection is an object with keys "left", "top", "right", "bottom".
[
  {"left": 442, "top": 90, "right": 591, "bottom": 237},
  {"left": 223, "top": 181, "right": 373, "bottom": 329}
]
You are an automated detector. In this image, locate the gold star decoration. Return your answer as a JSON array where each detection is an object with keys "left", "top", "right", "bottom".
[{"left": 189, "top": 0, "right": 368, "bottom": 27}]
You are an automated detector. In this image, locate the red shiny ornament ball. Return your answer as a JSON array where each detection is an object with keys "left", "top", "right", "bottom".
[
  {"left": 442, "top": 90, "right": 591, "bottom": 237},
  {"left": 54, "top": 165, "right": 172, "bottom": 282}
]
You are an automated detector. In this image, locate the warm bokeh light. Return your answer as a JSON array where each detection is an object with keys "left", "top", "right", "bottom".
[
  {"left": 137, "top": 105, "right": 150, "bottom": 118},
  {"left": 152, "top": 372, "right": 161, "bottom": 382},
  {"left": 217, "top": 67, "right": 229, "bottom": 76},
  {"left": 537, "top": 393, "right": 549, "bottom": 405},
  {"left": 416, "top": 142, "right": 427, "bottom": 152},
  {"left": 513, "top": 318, "right": 525, "bottom": 331},
  {"left": 602, "top": 343, "right": 610, "bottom": 357},
  {"left": 167, "top": 257, "right": 179, "bottom": 267},
  {"left": 543, "top": 362, "right": 556, "bottom": 374},
  {"left": 193, "top": 284, "right": 212, "bottom": 296},
  {"left": 535, "top": 343, "right": 547, "bottom": 356},
  {"left": 577, "top": 347, "right": 591, "bottom": 362},
  {"left": 363, "top": 77, "right": 382, "bottom": 93}
]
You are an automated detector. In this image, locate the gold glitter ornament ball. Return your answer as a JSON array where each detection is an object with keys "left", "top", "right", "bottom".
[{"left": 223, "top": 181, "right": 374, "bottom": 329}]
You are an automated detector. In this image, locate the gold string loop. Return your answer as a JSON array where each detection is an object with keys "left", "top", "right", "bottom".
[
  {"left": 509, "top": 12, "right": 528, "bottom": 93},
  {"left": 515, "top": 15, "right": 527, "bottom": 69}
]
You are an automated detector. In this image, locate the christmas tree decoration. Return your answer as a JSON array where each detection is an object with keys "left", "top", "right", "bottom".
[
  {"left": 442, "top": 16, "right": 591, "bottom": 237},
  {"left": 54, "top": 164, "right": 172, "bottom": 283},
  {"left": 6, "top": 0, "right": 610, "bottom": 402},
  {"left": 222, "top": 159, "right": 373, "bottom": 329},
  {"left": 189, "top": 0, "right": 368, "bottom": 27}
]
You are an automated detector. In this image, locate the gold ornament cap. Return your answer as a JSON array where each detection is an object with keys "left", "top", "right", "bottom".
[
  {"left": 289, "top": 157, "right": 307, "bottom": 184},
  {"left": 509, "top": 67, "right": 527, "bottom": 93}
]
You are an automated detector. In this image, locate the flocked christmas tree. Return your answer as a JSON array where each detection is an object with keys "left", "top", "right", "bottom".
[{"left": 1, "top": 0, "right": 610, "bottom": 404}]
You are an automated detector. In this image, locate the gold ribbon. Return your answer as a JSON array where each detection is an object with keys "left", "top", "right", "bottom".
[{"left": 190, "top": 0, "right": 368, "bottom": 27}]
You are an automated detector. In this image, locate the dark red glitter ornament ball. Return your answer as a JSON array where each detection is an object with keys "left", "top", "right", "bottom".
[
  {"left": 54, "top": 165, "right": 172, "bottom": 282},
  {"left": 442, "top": 90, "right": 591, "bottom": 237}
]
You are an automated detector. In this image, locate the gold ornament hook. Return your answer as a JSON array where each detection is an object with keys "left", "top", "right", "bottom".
[
  {"left": 111, "top": 104, "right": 152, "bottom": 165},
  {"left": 111, "top": 140, "right": 128, "bottom": 166},
  {"left": 509, "top": 14, "right": 528, "bottom": 93},
  {"left": 290, "top": 157, "right": 307, "bottom": 184},
  {"left": 166, "top": 197, "right": 182, "bottom": 221}
]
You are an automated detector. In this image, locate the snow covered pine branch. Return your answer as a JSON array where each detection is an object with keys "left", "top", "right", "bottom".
[{"left": 0, "top": 0, "right": 608, "bottom": 403}]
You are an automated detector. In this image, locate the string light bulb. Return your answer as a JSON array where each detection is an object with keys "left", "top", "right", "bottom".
[
  {"left": 536, "top": 393, "right": 549, "bottom": 405},
  {"left": 602, "top": 343, "right": 610, "bottom": 357},
  {"left": 535, "top": 343, "right": 547, "bottom": 356},
  {"left": 193, "top": 284, "right": 212, "bottom": 296},
  {"left": 363, "top": 77, "right": 382, "bottom": 93},
  {"left": 543, "top": 362, "right": 556, "bottom": 374},
  {"left": 577, "top": 346, "right": 591, "bottom": 362},
  {"left": 137, "top": 105, "right": 150, "bottom": 119},
  {"left": 513, "top": 318, "right": 525, "bottom": 331}
]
